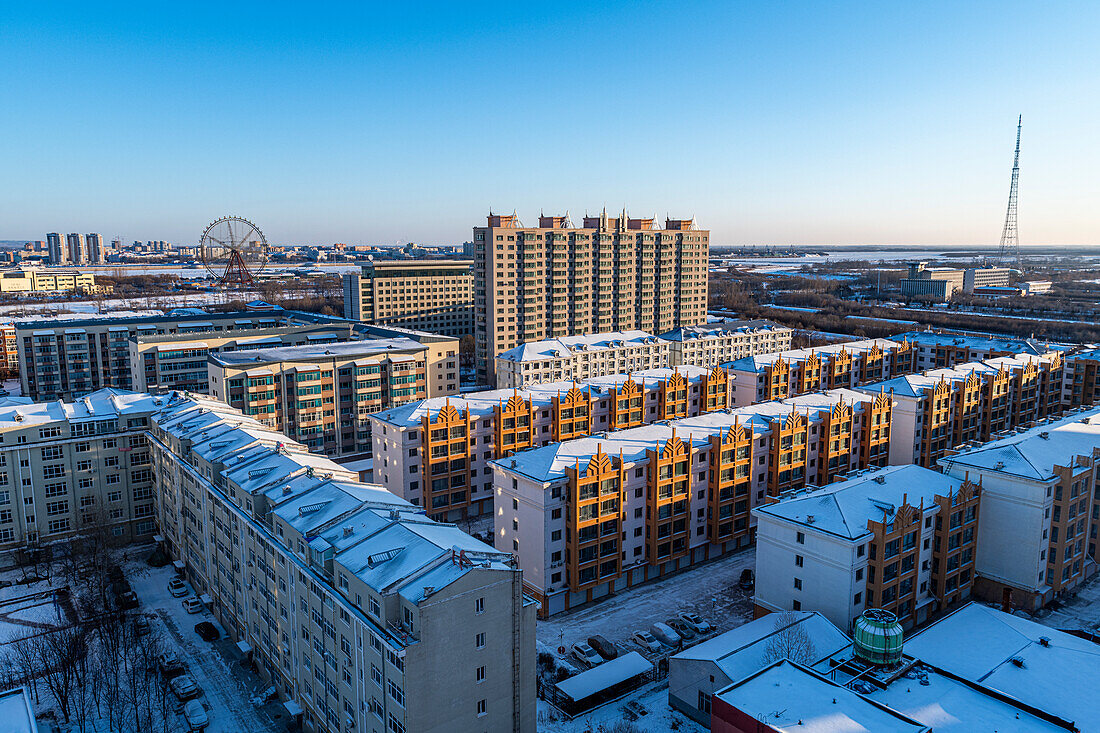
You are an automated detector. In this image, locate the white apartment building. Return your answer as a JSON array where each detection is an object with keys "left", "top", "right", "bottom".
[
  {"left": 490, "top": 388, "right": 893, "bottom": 617},
  {"left": 0, "top": 389, "right": 160, "bottom": 555},
  {"left": 752, "top": 464, "right": 981, "bottom": 632},
  {"left": 370, "top": 366, "right": 726, "bottom": 522},
  {"left": 899, "top": 330, "right": 1064, "bottom": 371},
  {"left": 149, "top": 393, "right": 536, "bottom": 733},
  {"left": 661, "top": 320, "right": 792, "bottom": 369},
  {"left": 494, "top": 331, "right": 669, "bottom": 389},
  {"left": 939, "top": 407, "right": 1100, "bottom": 611}
]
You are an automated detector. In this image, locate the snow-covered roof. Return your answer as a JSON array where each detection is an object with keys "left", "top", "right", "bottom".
[
  {"left": 0, "top": 388, "right": 162, "bottom": 430},
  {"left": 0, "top": 687, "right": 38, "bottom": 733},
  {"left": 660, "top": 319, "right": 789, "bottom": 342},
  {"left": 496, "top": 330, "right": 666, "bottom": 363},
  {"left": 714, "top": 660, "right": 929, "bottom": 733},
  {"left": 905, "top": 603, "right": 1100, "bottom": 731},
  {"left": 939, "top": 407, "right": 1100, "bottom": 481},
  {"left": 672, "top": 610, "right": 850, "bottom": 683},
  {"left": 555, "top": 652, "right": 652, "bottom": 702},
  {"left": 754, "top": 465, "right": 965, "bottom": 539},
  {"left": 210, "top": 338, "right": 425, "bottom": 367},
  {"left": 896, "top": 330, "right": 1068, "bottom": 354},
  {"left": 726, "top": 338, "right": 903, "bottom": 373}
]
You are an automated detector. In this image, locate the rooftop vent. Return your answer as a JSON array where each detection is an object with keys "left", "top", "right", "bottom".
[
  {"left": 342, "top": 526, "right": 354, "bottom": 537},
  {"left": 366, "top": 547, "right": 402, "bottom": 568},
  {"left": 852, "top": 609, "right": 904, "bottom": 666},
  {"left": 1010, "top": 657, "right": 1026, "bottom": 668},
  {"left": 1038, "top": 636, "right": 1051, "bottom": 647},
  {"left": 994, "top": 461, "right": 1005, "bottom": 469},
  {"left": 873, "top": 475, "right": 886, "bottom": 484},
  {"left": 281, "top": 485, "right": 292, "bottom": 496},
  {"left": 1039, "top": 432, "right": 1050, "bottom": 440},
  {"left": 806, "top": 514, "right": 815, "bottom": 524}
]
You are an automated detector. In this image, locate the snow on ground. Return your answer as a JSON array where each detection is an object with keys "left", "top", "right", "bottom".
[
  {"left": 537, "top": 547, "right": 755, "bottom": 664},
  {"left": 126, "top": 558, "right": 284, "bottom": 733},
  {"left": 1036, "top": 572, "right": 1100, "bottom": 635},
  {"left": 0, "top": 289, "right": 261, "bottom": 316},
  {"left": 537, "top": 681, "right": 704, "bottom": 733},
  {"left": 1, "top": 378, "right": 21, "bottom": 397}
]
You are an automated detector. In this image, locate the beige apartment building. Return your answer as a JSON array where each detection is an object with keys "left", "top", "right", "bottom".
[
  {"left": 0, "top": 269, "right": 101, "bottom": 294},
  {"left": 0, "top": 389, "right": 160, "bottom": 555},
  {"left": 343, "top": 260, "right": 473, "bottom": 337},
  {"left": 472, "top": 211, "right": 709, "bottom": 385},
  {"left": 208, "top": 337, "right": 458, "bottom": 457},
  {"left": 149, "top": 393, "right": 536, "bottom": 733}
]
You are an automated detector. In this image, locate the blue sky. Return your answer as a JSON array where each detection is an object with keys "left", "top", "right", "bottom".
[{"left": 2, "top": 1, "right": 1098, "bottom": 246}]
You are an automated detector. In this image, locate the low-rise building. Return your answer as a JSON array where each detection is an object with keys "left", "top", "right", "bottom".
[
  {"left": 963, "top": 266, "right": 1013, "bottom": 292},
  {"left": 491, "top": 388, "right": 893, "bottom": 617},
  {"left": 370, "top": 365, "right": 731, "bottom": 522},
  {"left": 495, "top": 331, "right": 669, "bottom": 389},
  {"left": 661, "top": 320, "right": 792, "bottom": 368},
  {"left": 0, "top": 268, "right": 103, "bottom": 294},
  {"left": 858, "top": 353, "right": 1065, "bottom": 467},
  {"left": 753, "top": 465, "right": 981, "bottom": 631},
  {"left": 899, "top": 262, "right": 964, "bottom": 302},
  {"left": 939, "top": 408, "right": 1100, "bottom": 611},
  {"left": 899, "top": 329, "right": 1064, "bottom": 371},
  {"left": 208, "top": 338, "right": 454, "bottom": 457},
  {"left": 342, "top": 260, "right": 473, "bottom": 337},
  {"left": 0, "top": 389, "right": 160, "bottom": 554},
  {"left": 149, "top": 393, "right": 536, "bottom": 733}
]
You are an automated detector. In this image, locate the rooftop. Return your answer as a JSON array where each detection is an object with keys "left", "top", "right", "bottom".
[
  {"left": 753, "top": 465, "right": 966, "bottom": 539},
  {"left": 0, "top": 388, "right": 162, "bottom": 430},
  {"left": 210, "top": 338, "right": 426, "bottom": 367},
  {"left": 726, "top": 338, "right": 902, "bottom": 372},
  {"left": 496, "top": 330, "right": 665, "bottom": 363},
  {"left": 895, "top": 330, "right": 1068, "bottom": 355},
  {"left": 939, "top": 407, "right": 1100, "bottom": 480},
  {"left": 659, "top": 319, "right": 789, "bottom": 342}
]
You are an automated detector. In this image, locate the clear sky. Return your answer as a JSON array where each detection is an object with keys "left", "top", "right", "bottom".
[{"left": 2, "top": 1, "right": 1098, "bottom": 247}]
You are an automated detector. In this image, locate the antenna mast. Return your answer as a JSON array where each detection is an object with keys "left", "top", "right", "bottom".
[{"left": 997, "top": 115, "right": 1022, "bottom": 267}]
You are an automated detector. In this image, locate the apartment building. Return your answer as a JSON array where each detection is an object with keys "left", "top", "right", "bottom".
[
  {"left": 0, "top": 389, "right": 160, "bottom": 555},
  {"left": 46, "top": 233, "right": 65, "bottom": 265},
  {"left": 939, "top": 408, "right": 1100, "bottom": 611},
  {"left": 0, "top": 269, "right": 100, "bottom": 294},
  {"left": 858, "top": 353, "right": 1065, "bottom": 467},
  {"left": 85, "top": 233, "right": 105, "bottom": 264},
  {"left": 962, "top": 266, "right": 1013, "bottom": 292},
  {"left": 726, "top": 338, "right": 915, "bottom": 406},
  {"left": 900, "top": 330, "right": 1064, "bottom": 371},
  {"left": 0, "top": 322, "right": 17, "bottom": 373},
  {"left": 342, "top": 260, "right": 473, "bottom": 337},
  {"left": 753, "top": 465, "right": 980, "bottom": 632},
  {"left": 148, "top": 393, "right": 536, "bottom": 733},
  {"left": 66, "top": 233, "right": 86, "bottom": 265},
  {"left": 661, "top": 320, "right": 793, "bottom": 368},
  {"left": 473, "top": 211, "right": 709, "bottom": 385},
  {"left": 490, "top": 387, "right": 893, "bottom": 617},
  {"left": 370, "top": 365, "right": 732, "bottom": 522},
  {"left": 130, "top": 323, "right": 364, "bottom": 393},
  {"left": 495, "top": 330, "right": 669, "bottom": 389},
  {"left": 1062, "top": 346, "right": 1100, "bottom": 408},
  {"left": 15, "top": 307, "right": 355, "bottom": 401},
  {"left": 208, "top": 338, "right": 457, "bottom": 457}
]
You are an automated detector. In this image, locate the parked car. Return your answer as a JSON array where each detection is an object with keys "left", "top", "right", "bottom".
[
  {"left": 182, "top": 596, "right": 204, "bottom": 614},
  {"left": 632, "top": 630, "right": 662, "bottom": 653},
  {"left": 678, "top": 612, "right": 714, "bottom": 634},
  {"left": 117, "top": 591, "right": 139, "bottom": 610},
  {"left": 182, "top": 699, "right": 209, "bottom": 731},
  {"left": 194, "top": 622, "right": 220, "bottom": 642},
  {"left": 170, "top": 674, "right": 201, "bottom": 701},
  {"left": 650, "top": 622, "right": 682, "bottom": 648},
  {"left": 587, "top": 635, "right": 618, "bottom": 661},
  {"left": 738, "top": 568, "right": 755, "bottom": 591},
  {"left": 667, "top": 618, "right": 696, "bottom": 641},
  {"left": 168, "top": 578, "right": 189, "bottom": 597},
  {"left": 133, "top": 615, "right": 151, "bottom": 636},
  {"left": 570, "top": 642, "right": 602, "bottom": 668},
  {"left": 157, "top": 652, "right": 186, "bottom": 678}
]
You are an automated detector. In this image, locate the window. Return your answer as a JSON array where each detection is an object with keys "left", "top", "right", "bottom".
[
  {"left": 793, "top": 577, "right": 802, "bottom": 590},
  {"left": 476, "top": 699, "right": 486, "bottom": 717},
  {"left": 474, "top": 597, "right": 484, "bottom": 614},
  {"left": 795, "top": 554, "right": 803, "bottom": 567},
  {"left": 475, "top": 632, "right": 485, "bottom": 649},
  {"left": 476, "top": 666, "right": 485, "bottom": 683},
  {"left": 796, "top": 531, "right": 805, "bottom": 544}
]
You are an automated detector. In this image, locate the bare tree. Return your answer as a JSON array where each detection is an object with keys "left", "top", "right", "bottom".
[
  {"left": 8, "top": 633, "right": 40, "bottom": 704},
  {"left": 33, "top": 625, "right": 84, "bottom": 723},
  {"left": 761, "top": 611, "right": 817, "bottom": 666}
]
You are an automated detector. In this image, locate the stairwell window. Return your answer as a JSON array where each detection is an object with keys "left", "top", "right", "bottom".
[
  {"left": 475, "top": 632, "right": 485, "bottom": 649},
  {"left": 475, "top": 597, "right": 484, "bottom": 614}
]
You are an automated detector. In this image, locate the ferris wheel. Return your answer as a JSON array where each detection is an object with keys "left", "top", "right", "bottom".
[{"left": 199, "top": 216, "right": 269, "bottom": 286}]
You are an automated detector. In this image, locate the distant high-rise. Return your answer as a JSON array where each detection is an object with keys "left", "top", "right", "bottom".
[
  {"left": 46, "top": 232, "right": 66, "bottom": 264},
  {"left": 66, "top": 232, "right": 86, "bottom": 264},
  {"left": 86, "top": 233, "right": 105, "bottom": 264},
  {"left": 472, "top": 210, "right": 709, "bottom": 384}
]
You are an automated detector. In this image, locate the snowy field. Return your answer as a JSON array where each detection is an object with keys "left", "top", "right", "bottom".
[{"left": 537, "top": 547, "right": 755, "bottom": 665}]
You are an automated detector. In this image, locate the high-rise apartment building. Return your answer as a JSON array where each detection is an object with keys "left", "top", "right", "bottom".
[
  {"left": 85, "top": 233, "right": 105, "bottom": 264},
  {"left": 46, "top": 232, "right": 66, "bottom": 265},
  {"left": 66, "top": 233, "right": 86, "bottom": 264},
  {"left": 342, "top": 260, "right": 473, "bottom": 337},
  {"left": 472, "top": 211, "right": 709, "bottom": 385}
]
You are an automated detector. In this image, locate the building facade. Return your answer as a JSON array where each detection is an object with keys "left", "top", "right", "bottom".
[
  {"left": 149, "top": 393, "right": 536, "bottom": 733},
  {"left": 208, "top": 338, "right": 459, "bottom": 457},
  {"left": 46, "top": 233, "right": 65, "bottom": 265},
  {"left": 472, "top": 211, "right": 709, "bottom": 385},
  {"left": 661, "top": 320, "right": 793, "bottom": 369},
  {"left": 899, "top": 263, "right": 964, "bottom": 302},
  {"left": 494, "top": 330, "right": 670, "bottom": 389},
  {"left": 490, "top": 388, "right": 893, "bottom": 617},
  {"left": 342, "top": 260, "right": 473, "bottom": 337},
  {"left": 0, "top": 389, "right": 160, "bottom": 555},
  {"left": 939, "top": 408, "right": 1100, "bottom": 611},
  {"left": 963, "top": 266, "right": 1012, "bottom": 292},
  {"left": 0, "top": 269, "right": 100, "bottom": 294},
  {"left": 753, "top": 464, "right": 981, "bottom": 632}
]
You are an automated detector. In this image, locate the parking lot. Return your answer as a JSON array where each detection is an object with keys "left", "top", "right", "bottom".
[{"left": 536, "top": 546, "right": 756, "bottom": 668}]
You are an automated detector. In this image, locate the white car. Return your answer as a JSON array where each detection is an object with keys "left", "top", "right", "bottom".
[
  {"left": 168, "top": 578, "right": 188, "bottom": 598},
  {"left": 571, "top": 642, "right": 602, "bottom": 668},
  {"left": 633, "top": 630, "right": 662, "bottom": 653},
  {"left": 170, "top": 674, "right": 201, "bottom": 701},
  {"left": 183, "top": 699, "right": 209, "bottom": 731},
  {"left": 678, "top": 612, "right": 713, "bottom": 634},
  {"left": 181, "top": 596, "right": 204, "bottom": 614}
]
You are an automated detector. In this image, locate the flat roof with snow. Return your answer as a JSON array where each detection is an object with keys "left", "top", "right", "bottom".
[
  {"left": 554, "top": 652, "right": 652, "bottom": 702},
  {"left": 0, "top": 687, "right": 38, "bottom": 733}
]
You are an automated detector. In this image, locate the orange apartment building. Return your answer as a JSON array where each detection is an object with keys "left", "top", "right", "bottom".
[
  {"left": 491, "top": 387, "right": 892, "bottom": 617},
  {"left": 472, "top": 210, "right": 709, "bottom": 385},
  {"left": 0, "top": 322, "right": 17, "bottom": 375},
  {"left": 369, "top": 365, "right": 730, "bottom": 522}
]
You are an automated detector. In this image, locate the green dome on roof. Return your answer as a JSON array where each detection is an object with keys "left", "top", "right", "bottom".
[{"left": 852, "top": 609, "right": 903, "bottom": 665}]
